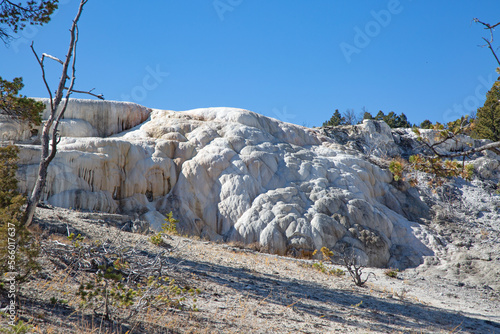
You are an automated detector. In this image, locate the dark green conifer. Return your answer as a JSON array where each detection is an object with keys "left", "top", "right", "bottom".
[{"left": 474, "top": 78, "right": 500, "bottom": 141}]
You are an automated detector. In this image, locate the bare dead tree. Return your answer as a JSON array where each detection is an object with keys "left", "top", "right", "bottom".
[
  {"left": 336, "top": 244, "right": 375, "bottom": 287},
  {"left": 317, "top": 245, "right": 375, "bottom": 287},
  {"left": 41, "top": 227, "right": 186, "bottom": 322},
  {"left": 343, "top": 108, "right": 359, "bottom": 125},
  {"left": 473, "top": 18, "right": 500, "bottom": 67},
  {"left": 23, "top": 0, "right": 103, "bottom": 227}
]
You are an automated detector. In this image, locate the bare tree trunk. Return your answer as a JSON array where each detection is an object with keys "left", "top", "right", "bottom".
[
  {"left": 23, "top": 139, "right": 51, "bottom": 227},
  {"left": 23, "top": 0, "right": 89, "bottom": 227}
]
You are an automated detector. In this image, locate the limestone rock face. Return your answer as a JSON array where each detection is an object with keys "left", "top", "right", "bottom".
[
  {"left": 0, "top": 116, "right": 33, "bottom": 141},
  {"left": 3, "top": 99, "right": 151, "bottom": 142},
  {"left": 39, "top": 98, "right": 151, "bottom": 137},
  {"left": 10, "top": 100, "right": 447, "bottom": 269},
  {"left": 321, "top": 120, "right": 402, "bottom": 158}
]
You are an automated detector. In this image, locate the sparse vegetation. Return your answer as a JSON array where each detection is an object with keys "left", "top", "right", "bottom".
[
  {"left": 310, "top": 261, "right": 345, "bottom": 277},
  {"left": 314, "top": 246, "right": 374, "bottom": 287},
  {"left": 393, "top": 288, "right": 408, "bottom": 301},
  {"left": 0, "top": 319, "right": 33, "bottom": 334},
  {"left": 389, "top": 151, "right": 474, "bottom": 187},
  {"left": 150, "top": 211, "right": 178, "bottom": 246},
  {"left": 0, "top": 206, "right": 497, "bottom": 333},
  {"left": 474, "top": 77, "right": 500, "bottom": 141},
  {"left": 41, "top": 222, "right": 201, "bottom": 328},
  {"left": 162, "top": 211, "right": 179, "bottom": 235},
  {"left": 389, "top": 120, "right": 476, "bottom": 187},
  {"left": 0, "top": 145, "right": 40, "bottom": 282},
  {"left": 384, "top": 268, "right": 399, "bottom": 279},
  {"left": 0, "top": 76, "right": 44, "bottom": 126},
  {"left": 76, "top": 265, "right": 201, "bottom": 321}
]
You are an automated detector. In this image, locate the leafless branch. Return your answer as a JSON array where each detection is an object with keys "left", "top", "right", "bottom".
[
  {"left": 430, "top": 140, "right": 500, "bottom": 159},
  {"left": 482, "top": 37, "right": 500, "bottom": 67},
  {"left": 412, "top": 119, "right": 494, "bottom": 159},
  {"left": 473, "top": 18, "right": 500, "bottom": 67},
  {"left": 24, "top": 0, "right": 91, "bottom": 227},
  {"left": 41, "top": 232, "right": 175, "bottom": 279},
  {"left": 41, "top": 53, "right": 63, "bottom": 64},
  {"left": 421, "top": 132, "right": 456, "bottom": 154},
  {"left": 338, "top": 245, "right": 375, "bottom": 287},
  {"left": 30, "top": 42, "right": 53, "bottom": 111},
  {"left": 48, "top": 23, "right": 80, "bottom": 163},
  {"left": 65, "top": 88, "right": 105, "bottom": 100},
  {"left": 474, "top": 19, "right": 500, "bottom": 31}
]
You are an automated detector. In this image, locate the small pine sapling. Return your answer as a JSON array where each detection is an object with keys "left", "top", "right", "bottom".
[{"left": 150, "top": 211, "right": 178, "bottom": 246}]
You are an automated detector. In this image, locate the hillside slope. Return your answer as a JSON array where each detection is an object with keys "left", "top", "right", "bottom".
[{"left": 0, "top": 206, "right": 497, "bottom": 333}]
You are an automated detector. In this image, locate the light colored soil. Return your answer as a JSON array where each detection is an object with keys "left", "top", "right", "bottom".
[{"left": 1, "top": 206, "right": 499, "bottom": 333}]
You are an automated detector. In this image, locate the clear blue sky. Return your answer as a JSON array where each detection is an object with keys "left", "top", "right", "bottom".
[{"left": 1, "top": 0, "right": 499, "bottom": 127}]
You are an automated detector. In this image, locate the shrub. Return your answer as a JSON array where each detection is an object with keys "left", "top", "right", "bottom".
[
  {"left": 76, "top": 263, "right": 200, "bottom": 321},
  {"left": 0, "top": 145, "right": 39, "bottom": 283},
  {"left": 384, "top": 268, "right": 399, "bottom": 278},
  {"left": 150, "top": 211, "right": 178, "bottom": 246},
  {"left": 390, "top": 154, "right": 474, "bottom": 188},
  {"left": 66, "top": 225, "right": 200, "bottom": 322},
  {"left": 310, "top": 261, "right": 345, "bottom": 277},
  {"left": 311, "top": 261, "right": 328, "bottom": 274},
  {"left": 389, "top": 127, "right": 475, "bottom": 188},
  {"left": 314, "top": 246, "right": 373, "bottom": 287},
  {"left": 162, "top": 211, "right": 179, "bottom": 234},
  {"left": 77, "top": 263, "right": 136, "bottom": 320},
  {"left": 0, "top": 320, "right": 33, "bottom": 334},
  {"left": 419, "top": 119, "right": 433, "bottom": 129}
]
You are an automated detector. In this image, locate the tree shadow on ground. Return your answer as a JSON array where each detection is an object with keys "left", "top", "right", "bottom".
[
  {"left": 13, "top": 293, "right": 185, "bottom": 334},
  {"left": 166, "top": 256, "right": 500, "bottom": 333}
]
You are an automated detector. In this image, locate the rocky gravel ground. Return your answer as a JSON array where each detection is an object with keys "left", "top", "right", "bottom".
[{"left": 0, "top": 203, "right": 498, "bottom": 333}]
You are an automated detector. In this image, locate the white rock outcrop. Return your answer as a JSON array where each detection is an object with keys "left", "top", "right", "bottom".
[
  {"left": 2, "top": 99, "right": 151, "bottom": 142},
  {"left": 7, "top": 100, "right": 446, "bottom": 268}
]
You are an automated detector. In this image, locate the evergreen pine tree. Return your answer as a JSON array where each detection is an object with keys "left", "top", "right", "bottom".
[
  {"left": 384, "top": 111, "right": 397, "bottom": 127},
  {"left": 323, "top": 109, "right": 345, "bottom": 127},
  {"left": 395, "top": 113, "right": 411, "bottom": 128},
  {"left": 0, "top": 76, "right": 44, "bottom": 125},
  {"left": 474, "top": 79, "right": 500, "bottom": 141},
  {"left": 420, "top": 119, "right": 433, "bottom": 129},
  {"left": 375, "top": 110, "right": 385, "bottom": 121},
  {"left": 0, "top": 146, "right": 39, "bottom": 281},
  {"left": 362, "top": 112, "right": 374, "bottom": 120}
]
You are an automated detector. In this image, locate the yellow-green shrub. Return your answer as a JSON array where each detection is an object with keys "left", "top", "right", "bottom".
[{"left": 0, "top": 146, "right": 39, "bottom": 282}]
